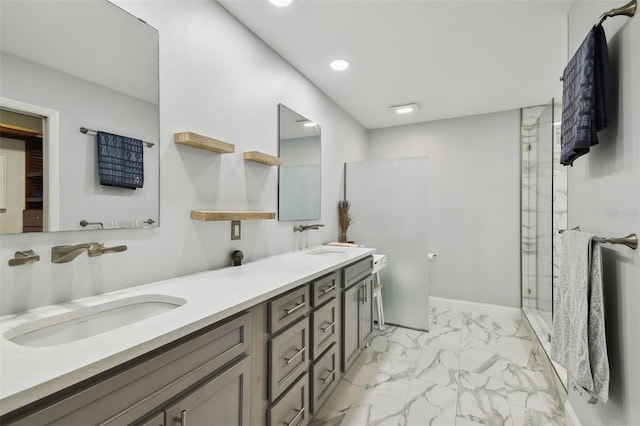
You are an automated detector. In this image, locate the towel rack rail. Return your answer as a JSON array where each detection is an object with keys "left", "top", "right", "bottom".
[
  {"left": 596, "top": 0, "right": 636, "bottom": 26},
  {"left": 80, "top": 127, "right": 155, "bottom": 148},
  {"left": 560, "top": 227, "right": 638, "bottom": 250}
]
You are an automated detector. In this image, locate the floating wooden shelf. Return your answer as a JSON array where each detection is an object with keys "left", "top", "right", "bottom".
[
  {"left": 243, "top": 151, "right": 282, "bottom": 166},
  {"left": 191, "top": 210, "right": 276, "bottom": 221},
  {"left": 174, "top": 131, "right": 235, "bottom": 154}
]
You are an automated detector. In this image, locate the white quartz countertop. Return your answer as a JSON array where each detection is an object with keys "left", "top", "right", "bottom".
[{"left": 0, "top": 246, "right": 375, "bottom": 414}]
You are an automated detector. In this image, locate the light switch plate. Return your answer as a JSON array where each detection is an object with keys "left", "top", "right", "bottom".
[{"left": 231, "top": 220, "right": 241, "bottom": 240}]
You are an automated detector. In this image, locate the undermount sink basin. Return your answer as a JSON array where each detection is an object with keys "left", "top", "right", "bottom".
[
  {"left": 4, "top": 294, "right": 186, "bottom": 347},
  {"left": 306, "top": 248, "right": 346, "bottom": 255}
]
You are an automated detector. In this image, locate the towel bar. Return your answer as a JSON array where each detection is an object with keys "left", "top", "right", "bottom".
[
  {"left": 80, "top": 127, "right": 155, "bottom": 148},
  {"left": 596, "top": 0, "right": 636, "bottom": 27},
  {"left": 559, "top": 227, "right": 638, "bottom": 250}
]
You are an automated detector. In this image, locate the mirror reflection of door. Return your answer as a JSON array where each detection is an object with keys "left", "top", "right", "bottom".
[{"left": 0, "top": 109, "right": 45, "bottom": 234}]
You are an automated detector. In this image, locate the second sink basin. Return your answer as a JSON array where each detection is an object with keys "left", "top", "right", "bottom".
[
  {"left": 306, "top": 248, "right": 346, "bottom": 255},
  {"left": 4, "top": 294, "right": 186, "bottom": 347}
]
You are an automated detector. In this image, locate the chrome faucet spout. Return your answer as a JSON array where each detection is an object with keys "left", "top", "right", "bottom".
[
  {"left": 52, "top": 243, "right": 102, "bottom": 263},
  {"left": 293, "top": 224, "right": 325, "bottom": 232}
]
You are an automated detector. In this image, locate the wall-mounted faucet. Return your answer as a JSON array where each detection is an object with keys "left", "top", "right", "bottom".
[
  {"left": 52, "top": 243, "right": 128, "bottom": 263},
  {"left": 293, "top": 224, "right": 325, "bottom": 232}
]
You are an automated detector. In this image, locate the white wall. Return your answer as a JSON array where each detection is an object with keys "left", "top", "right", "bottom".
[
  {"left": 0, "top": 1, "right": 368, "bottom": 315},
  {"left": 366, "top": 110, "right": 521, "bottom": 308},
  {"left": 566, "top": 1, "right": 640, "bottom": 424}
]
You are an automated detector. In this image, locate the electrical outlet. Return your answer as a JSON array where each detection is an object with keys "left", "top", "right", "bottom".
[{"left": 231, "top": 220, "right": 241, "bottom": 240}]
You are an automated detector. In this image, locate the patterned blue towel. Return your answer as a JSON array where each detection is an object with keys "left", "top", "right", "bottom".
[
  {"left": 97, "top": 131, "right": 144, "bottom": 189},
  {"left": 560, "top": 25, "right": 612, "bottom": 166}
]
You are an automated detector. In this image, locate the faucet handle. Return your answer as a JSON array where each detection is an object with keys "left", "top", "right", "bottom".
[{"left": 8, "top": 250, "right": 40, "bottom": 267}]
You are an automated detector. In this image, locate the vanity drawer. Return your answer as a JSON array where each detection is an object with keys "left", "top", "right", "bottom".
[
  {"left": 22, "top": 209, "right": 43, "bottom": 226},
  {"left": 310, "top": 343, "right": 339, "bottom": 414},
  {"left": 343, "top": 256, "right": 373, "bottom": 288},
  {"left": 268, "top": 285, "right": 310, "bottom": 334},
  {"left": 268, "top": 317, "right": 309, "bottom": 402},
  {"left": 311, "top": 298, "right": 338, "bottom": 360},
  {"left": 311, "top": 272, "right": 339, "bottom": 307},
  {"left": 268, "top": 372, "right": 309, "bottom": 426}
]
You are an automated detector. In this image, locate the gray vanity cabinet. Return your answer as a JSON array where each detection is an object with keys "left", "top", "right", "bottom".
[
  {"left": 341, "top": 257, "right": 374, "bottom": 372},
  {"left": 2, "top": 313, "right": 252, "bottom": 426}
]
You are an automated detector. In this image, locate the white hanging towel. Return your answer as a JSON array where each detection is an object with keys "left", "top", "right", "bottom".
[{"left": 551, "top": 230, "right": 609, "bottom": 403}]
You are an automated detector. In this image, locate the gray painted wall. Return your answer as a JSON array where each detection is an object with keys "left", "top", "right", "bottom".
[
  {"left": 366, "top": 110, "right": 521, "bottom": 308},
  {"left": 567, "top": 1, "right": 640, "bottom": 424}
]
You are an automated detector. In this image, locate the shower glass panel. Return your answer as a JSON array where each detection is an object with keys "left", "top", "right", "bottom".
[
  {"left": 345, "top": 157, "right": 429, "bottom": 331},
  {"left": 535, "top": 103, "right": 554, "bottom": 327},
  {"left": 521, "top": 99, "right": 567, "bottom": 337},
  {"left": 521, "top": 99, "right": 567, "bottom": 390}
]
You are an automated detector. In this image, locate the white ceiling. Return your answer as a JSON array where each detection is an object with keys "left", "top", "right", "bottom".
[{"left": 219, "top": 0, "right": 571, "bottom": 129}]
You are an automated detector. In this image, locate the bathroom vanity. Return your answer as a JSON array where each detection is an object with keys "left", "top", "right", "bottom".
[{"left": 0, "top": 247, "right": 375, "bottom": 425}]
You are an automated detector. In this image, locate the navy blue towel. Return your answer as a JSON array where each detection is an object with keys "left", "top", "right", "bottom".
[
  {"left": 560, "top": 25, "right": 612, "bottom": 166},
  {"left": 97, "top": 131, "right": 144, "bottom": 189}
]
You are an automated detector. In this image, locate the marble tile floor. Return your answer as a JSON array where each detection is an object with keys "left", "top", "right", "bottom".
[{"left": 311, "top": 307, "right": 565, "bottom": 426}]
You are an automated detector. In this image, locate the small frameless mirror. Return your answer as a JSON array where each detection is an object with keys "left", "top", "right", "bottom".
[{"left": 277, "top": 104, "right": 321, "bottom": 221}]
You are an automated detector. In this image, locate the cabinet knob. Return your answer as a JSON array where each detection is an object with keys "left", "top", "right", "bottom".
[{"left": 179, "top": 409, "right": 187, "bottom": 425}]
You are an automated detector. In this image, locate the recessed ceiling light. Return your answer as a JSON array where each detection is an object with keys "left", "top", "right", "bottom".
[
  {"left": 330, "top": 59, "right": 351, "bottom": 71},
  {"left": 269, "top": 0, "right": 292, "bottom": 7},
  {"left": 390, "top": 103, "right": 420, "bottom": 114}
]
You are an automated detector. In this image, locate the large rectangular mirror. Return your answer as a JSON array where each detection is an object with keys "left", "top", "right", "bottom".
[
  {"left": 0, "top": 0, "right": 159, "bottom": 234},
  {"left": 278, "top": 104, "right": 321, "bottom": 221}
]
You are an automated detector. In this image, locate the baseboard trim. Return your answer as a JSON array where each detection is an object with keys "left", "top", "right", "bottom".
[
  {"left": 565, "top": 401, "right": 581, "bottom": 426},
  {"left": 429, "top": 297, "right": 521, "bottom": 320}
]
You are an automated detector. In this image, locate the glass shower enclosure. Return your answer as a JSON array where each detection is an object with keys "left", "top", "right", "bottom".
[{"left": 520, "top": 99, "right": 567, "bottom": 387}]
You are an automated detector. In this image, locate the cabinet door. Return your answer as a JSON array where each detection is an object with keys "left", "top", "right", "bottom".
[
  {"left": 342, "top": 283, "right": 361, "bottom": 371},
  {"left": 359, "top": 276, "right": 374, "bottom": 346},
  {"left": 135, "top": 412, "right": 165, "bottom": 426},
  {"left": 310, "top": 343, "right": 338, "bottom": 414},
  {"left": 268, "top": 317, "right": 309, "bottom": 402},
  {"left": 311, "top": 297, "right": 338, "bottom": 360},
  {"left": 267, "top": 373, "right": 308, "bottom": 426},
  {"left": 163, "top": 355, "right": 251, "bottom": 426}
]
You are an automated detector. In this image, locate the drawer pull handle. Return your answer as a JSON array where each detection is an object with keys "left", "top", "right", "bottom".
[
  {"left": 179, "top": 409, "right": 187, "bottom": 425},
  {"left": 284, "top": 406, "right": 305, "bottom": 426},
  {"left": 285, "top": 347, "right": 306, "bottom": 364},
  {"left": 285, "top": 301, "right": 306, "bottom": 315},
  {"left": 321, "top": 321, "right": 336, "bottom": 333},
  {"left": 320, "top": 369, "right": 335, "bottom": 384},
  {"left": 320, "top": 284, "right": 336, "bottom": 296}
]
